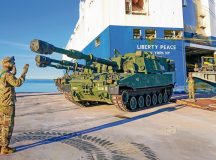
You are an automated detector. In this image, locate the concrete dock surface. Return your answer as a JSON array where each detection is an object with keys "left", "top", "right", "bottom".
[{"left": 0, "top": 93, "right": 216, "bottom": 160}]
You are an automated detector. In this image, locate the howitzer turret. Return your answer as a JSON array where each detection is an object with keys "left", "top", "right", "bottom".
[{"left": 30, "top": 39, "right": 118, "bottom": 68}]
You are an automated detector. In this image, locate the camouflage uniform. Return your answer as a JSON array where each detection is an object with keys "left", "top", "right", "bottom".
[
  {"left": 0, "top": 70, "right": 25, "bottom": 147},
  {"left": 0, "top": 57, "right": 28, "bottom": 154},
  {"left": 187, "top": 73, "right": 196, "bottom": 100}
]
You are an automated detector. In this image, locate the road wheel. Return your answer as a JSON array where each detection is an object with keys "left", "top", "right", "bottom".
[
  {"left": 129, "top": 97, "right": 137, "bottom": 110},
  {"left": 158, "top": 93, "right": 163, "bottom": 104},
  {"left": 138, "top": 96, "right": 145, "bottom": 108},
  {"left": 163, "top": 91, "right": 168, "bottom": 103},
  {"left": 145, "top": 94, "right": 151, "bottom": 107},
  {"left": 152, "top": 94, "right": 157, "bottom": 106},
  {"left": 167, "top": 88, "right": 173, "bottom": 101},
  {"left": 122, "top": 91, "right": 129, "bottom": 105}
]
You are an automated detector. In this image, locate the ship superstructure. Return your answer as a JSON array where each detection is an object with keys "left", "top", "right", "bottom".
[{"left": 65, "top": 0, "right": 216, "bottom": 91}]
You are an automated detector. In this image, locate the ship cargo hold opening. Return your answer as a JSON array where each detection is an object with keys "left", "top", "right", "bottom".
[{"left": 185, "top": 45, "right": 216, "bottom": 72}]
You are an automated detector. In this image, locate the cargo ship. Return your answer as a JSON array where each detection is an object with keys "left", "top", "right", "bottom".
[{"left": 65, "top": 0, "right": 216, "bottom": 91}]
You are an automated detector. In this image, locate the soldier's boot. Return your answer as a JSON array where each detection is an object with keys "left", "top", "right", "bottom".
[
  {"left": 0, "top": 146, "right": 16, "bottom": 154},
  {"left": 192, "top": 96, "right": 196, "bottom": 102},
  {"left": 191, "top": 92, "right": 196, "bottom": 102}
]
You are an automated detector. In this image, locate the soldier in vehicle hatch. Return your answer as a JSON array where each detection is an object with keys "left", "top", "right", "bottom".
[
  {"left": 186, "top": 72, "right": 196, "bottom": 102},
  {"left": 0, "top": 57, "right": 29, "bottom": 154}
]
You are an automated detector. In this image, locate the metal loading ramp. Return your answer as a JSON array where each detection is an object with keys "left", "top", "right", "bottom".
[{"left": 192, "top": 72, "right": 216, "bottom": 84}]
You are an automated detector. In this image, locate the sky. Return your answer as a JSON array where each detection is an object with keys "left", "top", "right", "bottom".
[{"left": 0, "top": 0, "right": 80, "bottom": 79}]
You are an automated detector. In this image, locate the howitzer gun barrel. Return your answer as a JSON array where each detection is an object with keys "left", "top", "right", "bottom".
[
  {"left": 30, "top": 39, "right": 118, "bottom": 67},
  {"left": 47, "top": 64, "right": 73, "bottom": 70},
  {"left": 35, "top": 55, "right": 84, "bottom": 68},
  {"left": 35, "top": 56, "right": 74, "bottom": 70},
  {"left": 37, "top": 63, "right": 73, "bottom": 70}
]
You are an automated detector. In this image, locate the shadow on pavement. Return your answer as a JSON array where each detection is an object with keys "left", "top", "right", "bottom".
[{"left": 15, "top": 105, "right": 183, "bottom": 152}]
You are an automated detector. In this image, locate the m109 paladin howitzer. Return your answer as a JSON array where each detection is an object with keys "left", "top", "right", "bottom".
[
  {"left": 35, "top": 55, "right": 77, "bottom": 93},
  {"left": 31, "top": 39, "right": 176, "bottom": 112}
]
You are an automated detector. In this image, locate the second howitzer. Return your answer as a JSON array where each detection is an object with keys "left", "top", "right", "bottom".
[
  {"left": 35, "top": 55, "right": 76, "bottom": 93},
  {"left": 31, "top": 39, "right": 176, "bottom": 112}
]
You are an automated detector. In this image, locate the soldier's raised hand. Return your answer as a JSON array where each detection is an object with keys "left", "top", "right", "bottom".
[{"left": 21, "top": 64, "right": 29, "bottom": 76}]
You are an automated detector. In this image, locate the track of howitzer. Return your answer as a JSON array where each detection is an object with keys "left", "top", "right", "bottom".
[{"left": 61, "top": 86, "right": 173, "bottom": 112}]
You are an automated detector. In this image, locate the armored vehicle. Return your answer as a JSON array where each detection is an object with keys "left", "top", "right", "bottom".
[
  {"left": 193, "top": 55, "right": 216, "bottom": 72},
  {"left": 35, "top": 55, "right": 74, "bottom": 92},
  {"left": 35, "top": 55, "right": 80, "bottom": 103},
  {"left": 31, "top": 39, "right": 176, "bottom": 112},
  {"left": 200, "top": 56, "right": 216, "bottom": 71}
]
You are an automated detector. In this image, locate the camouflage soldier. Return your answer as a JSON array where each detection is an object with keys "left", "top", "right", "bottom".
[
  {"left": 0, "top": 57, "right": 29, "bottom": 154},
  {"left": 186, "top": 72, "right": 196, "bottom": 101}
]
